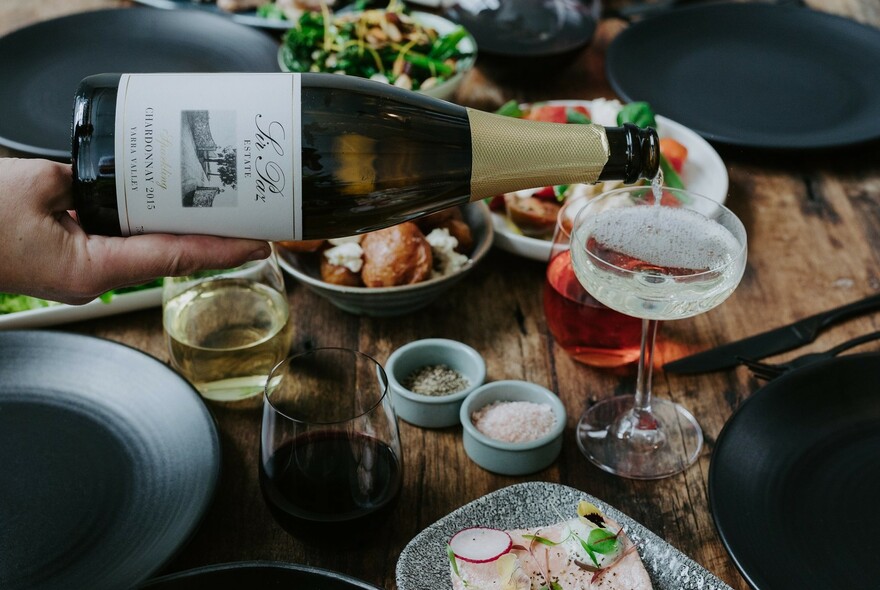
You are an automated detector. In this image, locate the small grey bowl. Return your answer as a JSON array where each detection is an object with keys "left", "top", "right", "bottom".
[
  {"left": 460, "top": 380, "right": 566, "bottom": 476},
  {"left": 277, "top": 203, "right": 493, "bottom": 317},
  {"left": 386, "top": 339, "right": 486, "bottom": 428}
]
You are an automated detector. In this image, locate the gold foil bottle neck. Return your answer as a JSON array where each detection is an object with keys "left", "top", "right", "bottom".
[{"left": 467, "top": 108, "right": 610, "bottom": 200}]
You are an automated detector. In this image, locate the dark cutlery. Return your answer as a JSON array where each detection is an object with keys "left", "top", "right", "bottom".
[{"left": 663, "top": 292, "right": 880, "bottom": 374}]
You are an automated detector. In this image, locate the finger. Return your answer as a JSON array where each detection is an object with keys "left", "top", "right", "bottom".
[{"left": 84, "top": 234, "right": 271, "bottom": 292}]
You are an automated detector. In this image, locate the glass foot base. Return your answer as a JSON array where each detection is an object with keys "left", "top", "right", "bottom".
[{"left": 576, "top": 396, "right": 703, "bottom": 480}]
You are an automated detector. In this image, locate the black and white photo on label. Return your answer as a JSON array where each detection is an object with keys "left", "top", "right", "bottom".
[{"left": 180, "top": 110, "right": 238, "bottom": 207}]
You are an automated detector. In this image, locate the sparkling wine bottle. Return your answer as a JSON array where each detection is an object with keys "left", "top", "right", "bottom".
[{"left": 71, "top": 73, "right": 658, "bottom": 240}]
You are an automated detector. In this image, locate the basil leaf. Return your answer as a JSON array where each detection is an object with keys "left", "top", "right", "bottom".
[
  {"left": 659, "top": 155, "right": 686, "bottom": 190},
  {"left": 566, "top": 109, "right": 592, "bottom": 124},
  {"left": 496, "top": 100, "right": 524, "bottom": 118},
  {"left": 617, "top": 101, "right": 657, "bottom": 128}
]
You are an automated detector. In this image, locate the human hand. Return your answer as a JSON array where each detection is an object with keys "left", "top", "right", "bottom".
[{"left": 0, "top": 157, "right": 272, "bottom": 305}]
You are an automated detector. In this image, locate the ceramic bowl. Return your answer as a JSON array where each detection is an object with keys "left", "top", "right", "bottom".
[
  {"left": 385, "top": 338, "right": 486, "bottom": 428},
  {"left": 278, "top": 11, "right": 477, "bottom": 101},
  {"left": 277, "top": 203, "right": 493, "bottom": 317},
  {"left": 460, "top": 380, "right": 566, "bottom": 476}
]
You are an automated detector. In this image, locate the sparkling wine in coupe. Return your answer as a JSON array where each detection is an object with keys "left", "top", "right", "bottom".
[
  {"left": 71, "top": 73, "right": 659, "bottom": 241},
  {"left": 543, "top": 250, "right": 642, "bottom": 367},
  {"left": 163, "top": 278, "right": 292, "bottom": 401},
  {"left": 573, "top": 205, "right": 745, "bottom": 321}
]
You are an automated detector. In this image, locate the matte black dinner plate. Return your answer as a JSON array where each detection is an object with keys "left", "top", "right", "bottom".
[
  {"left": 709, "top": 353, "right": 880, "bottom": 590},
  {"left": 606, "top": 4, "right": 880, "bottom": 150},
  {"left": 139, "top": 561, "right": 384, "bottom": 589},
  {"left": 0, "top": 331, "right": 220, "bottom": 590},
  {"left": 133, "top": 0, "right": 294, "bottom": 30},
  {"left": 0, "top": 7, "right": 279, "bottom": 159}
]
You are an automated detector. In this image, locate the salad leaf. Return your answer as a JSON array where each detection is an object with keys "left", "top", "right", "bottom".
[
  {"left": 0, "top": 294, "right": 56, "bottom": 314},
  {"left": 0, "top": 279, "right": 164, "bottom": 315},
  {"left": 659, "top": 155, "right": 685, "bottom": 190},
  {"left": 617, "top": 101, "right": 657, "bottom": 128},
  {"left": 495, "top": 100, "right": 524, "bottom": 118},
  {"left": 566, "top": 109, "right": 592, "bottom": 124}
]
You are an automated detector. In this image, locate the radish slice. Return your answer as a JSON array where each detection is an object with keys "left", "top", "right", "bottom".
[{"left": 449, "top": 527, "right": 513, "bottom": 563}]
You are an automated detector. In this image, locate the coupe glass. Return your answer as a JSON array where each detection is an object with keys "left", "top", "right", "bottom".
[{"left": 570, "top": 186, "right": 747, "bottom": 479}]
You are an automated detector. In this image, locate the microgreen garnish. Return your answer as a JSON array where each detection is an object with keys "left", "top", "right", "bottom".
[
  {"left": 522, "top": 534, "right": 562, "bottom": 547},
  {"left": 578, "top": 536, "right": 600, "bottom": 567},
  {"left": 587, "top": 527, "right": 620, "bottom": 555},
  {"left": 447, "top": 544, "right": 461, "bottom": 577}
]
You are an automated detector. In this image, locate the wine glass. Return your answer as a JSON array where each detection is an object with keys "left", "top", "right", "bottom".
[
  {"left": 569, "top": 186, "right": 747, "bottom": 479},
  {"left": 260, "top": 348, "right": 403, "bottom": 541},
  {"left": 543, "top": 197, "right": 643, "bottom": 368},
  {"left": 162, "top": 247, "right": 292, "bottom": 403}
]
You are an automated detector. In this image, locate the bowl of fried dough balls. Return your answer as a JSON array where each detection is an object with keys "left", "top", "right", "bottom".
[{"left": 276, "top": 202, "right": 493, "bottom": 317}]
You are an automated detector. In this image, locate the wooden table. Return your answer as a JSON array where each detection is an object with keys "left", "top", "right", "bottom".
[{"left": 2, "top": 1, "right": 880, "bottom": 588}]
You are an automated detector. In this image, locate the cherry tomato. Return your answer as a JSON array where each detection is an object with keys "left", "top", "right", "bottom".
[
  {"left": 525, "top": 105, "right": 568, "bottom": 124},
  {"left": 659, "top": 138, "right": 688, "bottom": 174}
]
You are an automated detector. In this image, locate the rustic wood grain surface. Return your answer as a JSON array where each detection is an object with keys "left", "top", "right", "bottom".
[{"left": 2, "top": 1, "right": 880, "bottom": 588}]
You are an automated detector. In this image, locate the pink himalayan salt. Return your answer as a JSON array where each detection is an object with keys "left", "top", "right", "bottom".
[{"left": 471, "top": 400, "right": 556, "bottom": 443}]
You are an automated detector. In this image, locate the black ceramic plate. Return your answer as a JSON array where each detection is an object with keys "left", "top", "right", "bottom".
[
  {"left": 709, "top": 353, "right": 880, "bottom": 590},
  {"left": 0, "top": 7, "right": 279, "bottom": 159},
  {"left": 0, "top": 331, "right": 220, "bottom": 590},
  {"left": 441, "top": 0, "right": 599, "bottom": 57},
  {"left": 606, "top": 4, "right": 880, "bottom": 150},
  {"left": 139, "top": 561, "right": 383, "bottom": 589},
  {"left": 133, "top": 0, "right": 294, "bottom": 30}
]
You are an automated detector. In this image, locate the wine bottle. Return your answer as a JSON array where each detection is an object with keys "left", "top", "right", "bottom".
[{"left": 71, "top": 73, "right": 659, "bottom": 240}]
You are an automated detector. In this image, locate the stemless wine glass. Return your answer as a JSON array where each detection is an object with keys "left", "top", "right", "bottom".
[
  {"left": 570, "top": 186, "right": 747, "bottom": 479},
  {"left": 544, "top": 197, "right": 643, "bottom": 367},
  {"left": 162, "top": 247, "right": 292, "bottom": 403},
  {"left": 260, "top": 348, "right": 403, "bottom": 541}
]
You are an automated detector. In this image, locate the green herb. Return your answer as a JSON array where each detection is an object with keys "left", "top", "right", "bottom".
[
  {"left": 0, "top": 279, "right": 164, "bottom": 316},
  {"left": 522, "top": 534, "right": 562, "bottom": 547},
  {"left": 577, "top": 536, "right": 600, "bottom": 567},
  {"left": 617, "top": 101, "right": 657, "bottom": 128},
  {"left": 659, "top": 155, "right": 686, "bottom": 191},
  {"left": 446, "top": 544, "right": 461, "bottom": 577},
  {"left": 256, "top": 3, "right": 287, "bottom": 20},
  {"left": 586, "top": 527, "right": 619, "bottom": 554},
  {"left": 495, "top": 99, "right": 524, "bottom": 118},
  {"left": 566, "top": 109, "right": 592, "bottom": 124},
  {"left": 553, "top": 185, "right": 569, "bottom": 202}
]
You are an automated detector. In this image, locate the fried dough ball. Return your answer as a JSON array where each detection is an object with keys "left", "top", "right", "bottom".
[
  {"left": 417, "top": 207, "right": 473, "bottom": 254},
  {"left": 276, "top": 239, "right": 325, "bottom": 253},
  {"left": 320, "top": 255, "right": 363, "bottom": 287},
  {"left": 417, "top": 207, "right": 463, "bottom": 232},
  {"left": 361, "top": 222, "right": 432, "bottom": 287}
]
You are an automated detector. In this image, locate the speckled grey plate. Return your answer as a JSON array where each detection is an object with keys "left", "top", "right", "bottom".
[{"left": 396, "top": 482, "right": 732, "bottom": 590}]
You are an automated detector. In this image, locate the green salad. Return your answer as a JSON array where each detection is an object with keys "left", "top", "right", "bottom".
[
  {"left": 279, "top": 0, "right": 473, "bottom": 91},
  {"left": 0, "top": 280, "right": 163, "bottom": 315}
]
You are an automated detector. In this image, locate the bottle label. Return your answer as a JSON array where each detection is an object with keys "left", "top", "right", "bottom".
[{"left": 114, "top": 73, "right": 301, "bottom": 240}]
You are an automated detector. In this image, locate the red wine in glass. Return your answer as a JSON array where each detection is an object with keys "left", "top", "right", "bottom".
[
  {"left": 543, "top": 250, "right": 642, "bottom": 367},
  {"left": 259, "top": 430, "right": 402, "bottom": 540}
]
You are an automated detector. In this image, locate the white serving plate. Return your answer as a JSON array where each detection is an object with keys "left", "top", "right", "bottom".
[{"left": 492, "top": 99, "right": 729, "bottom": 261}]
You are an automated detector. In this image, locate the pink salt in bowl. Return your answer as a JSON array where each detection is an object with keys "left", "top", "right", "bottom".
[{"left": 459, "top": 380, "right": 566, "bottom": 476}]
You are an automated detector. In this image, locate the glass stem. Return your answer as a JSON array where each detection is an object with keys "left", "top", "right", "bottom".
[{"left": 633, "top": 319, "right": 659, "bottom": 416}]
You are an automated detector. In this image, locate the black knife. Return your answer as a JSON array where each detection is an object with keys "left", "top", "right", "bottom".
[{"left": 663, "top": 292, "right": 880, "bottom": 374}]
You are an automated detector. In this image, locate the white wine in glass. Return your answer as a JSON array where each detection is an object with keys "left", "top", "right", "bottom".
[{"left": 570, "top": 186, "right": 747, "bottom": 479}]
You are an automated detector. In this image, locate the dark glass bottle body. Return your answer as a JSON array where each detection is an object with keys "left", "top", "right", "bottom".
[{"left": 72, "top": 73, "right": 658, "bottom": 240}]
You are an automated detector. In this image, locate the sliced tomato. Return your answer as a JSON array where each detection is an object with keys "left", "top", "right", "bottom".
[
  {"left": 525, "top": 105, "right": 568, "bottom": 124},
  {"left": 659, "top": 138, "right": 688, "bottom": 174},
  {"left": 532, "top": 186, "right": 557, "bottom": 201},
  {"left": 487, "top": 194, "right": 507, "bottom": 212}
]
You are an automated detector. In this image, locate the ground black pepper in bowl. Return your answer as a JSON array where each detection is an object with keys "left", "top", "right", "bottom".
[{"left": 402, "top": 364, "right": 470, "bottom": 396}]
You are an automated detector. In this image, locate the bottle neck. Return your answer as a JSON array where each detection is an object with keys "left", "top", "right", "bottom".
[{"left": 466, "top": 109, "right": 659, "bottom": 200}]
